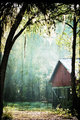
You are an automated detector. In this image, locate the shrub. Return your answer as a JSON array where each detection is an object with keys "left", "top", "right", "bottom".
[{"left": 2, "top": 107, "right": 13, "bottom": 120}]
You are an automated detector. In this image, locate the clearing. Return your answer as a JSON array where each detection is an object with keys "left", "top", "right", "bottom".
[
  {"left": 3, "top": 102, "right": 78, "bottom": 120},
  {"left": 12, "top": 110, "right": 77, "bottom": 120}
]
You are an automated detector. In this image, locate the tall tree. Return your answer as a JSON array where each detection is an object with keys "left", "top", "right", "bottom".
[
  {"left": 0, "top": 2, "right": 35, "bottom": 118},
  {"left": 0, "top": 2, "right": 54, "bottom": 118},
  {"left": 51, "top": 3, "right": 80, "bottom": 118},
  {"left": 71, "top": 4, "right": 80, "bottom": 118},
  {"left": 38, "top": 2, "right": 80, "bottom": 117}
]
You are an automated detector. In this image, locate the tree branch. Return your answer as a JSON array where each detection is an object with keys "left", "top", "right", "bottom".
[
  {"left": 56, "top": 18, "right": 73, "bottom": 29},
  {"left": 76, "top": 30, "right": 80, "bottom": 35},
  {"left": 3, "top": 2, "right": 28, "bottom": 57},
  {"left": 76, "top": 18, "right": 80, "bottom": 25},
  {"left": 65, "top": 22, "right": 73, "bottom": 29},
  {"left": 12, "top": 10, "right": 40, "bottom": 44},
  {"left": 12, "top": 16, "right": 34, "bottom": 44}
]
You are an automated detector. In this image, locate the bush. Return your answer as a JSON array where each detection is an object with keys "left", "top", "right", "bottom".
[{"left": 2, "top": 108, "right": 13, "bottom": 120}]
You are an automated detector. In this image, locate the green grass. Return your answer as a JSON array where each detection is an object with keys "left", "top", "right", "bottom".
[
  {"left": 3, "top": 102, "right": 72, "bottom": 119},
  {"left": 4, "top": 102, "right": 52, "bottom": 111}
]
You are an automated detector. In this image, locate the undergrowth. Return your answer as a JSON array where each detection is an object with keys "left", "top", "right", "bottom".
[
  {"left": 3, "top": 102, "right": 72, "bottom": 119},
  {"left": 2, "top": 107, "right": 13, "bottom": 120}
]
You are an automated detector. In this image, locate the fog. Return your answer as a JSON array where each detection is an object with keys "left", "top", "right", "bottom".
[{"left": 4, "top": 23, "right": 70, "bottom": 102}]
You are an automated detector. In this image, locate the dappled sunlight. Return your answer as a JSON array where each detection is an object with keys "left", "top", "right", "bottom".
[
  {"left": 3, "top": 105, "right": 78, "bottom": 120},
  {"left": 3, "top": 102, "right": 78, "bottom": 120}
]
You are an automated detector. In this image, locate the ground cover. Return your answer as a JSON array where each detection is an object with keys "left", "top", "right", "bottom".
[{"left": 2, "top": 102, "right": 78, "bottom": 120}]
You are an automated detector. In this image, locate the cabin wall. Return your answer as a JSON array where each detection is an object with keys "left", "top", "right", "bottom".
[
  {"left": 52, "top": 64, "right": 71, "bottom": 87},
  {"left": 52, "top": 87, "right": 71, "bottom": 108}
]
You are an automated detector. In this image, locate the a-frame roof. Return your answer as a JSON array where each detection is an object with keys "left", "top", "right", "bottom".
[
  {"left": 50, "top": 60, "right": 69, "bottom": 83},
  {"left": 50, "top": 58, "right": 79, "bottom": 83}
]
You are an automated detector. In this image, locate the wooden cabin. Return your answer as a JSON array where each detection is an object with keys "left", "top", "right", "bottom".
[
  {"left": 50, "top": 60, "right": 72, "bottom": 108},
  {"left": 51, "top": 60, "right": 71, "bottom": 87}
]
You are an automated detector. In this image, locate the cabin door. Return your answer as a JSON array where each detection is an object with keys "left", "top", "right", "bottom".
[{"left": 52, "top": 88, "right": 61, "bottom": 108}]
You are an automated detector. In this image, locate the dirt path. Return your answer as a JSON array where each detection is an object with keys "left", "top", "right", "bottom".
[{"left": 12, "top": 110, "right": 78, "bottom": 120}]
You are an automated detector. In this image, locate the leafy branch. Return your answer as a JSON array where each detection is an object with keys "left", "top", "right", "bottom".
[{"left": 12, "top": 16, "right": 34, "bottom": 44}]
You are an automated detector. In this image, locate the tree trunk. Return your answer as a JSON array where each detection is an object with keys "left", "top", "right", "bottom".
[
  {"left": 0, "top": 23, "right": 3, "bottom": 64},
  {"left": 71, "top": 14, "right": 77, "bottom": 110},
  {"left": 0, "top": 49, "right": 10, "bottom": 119},
  {"left": 0, "top": 3, "right": 27, "bottom": 119},
  {"left": 71, "top": 5, "right": 80, "bottom": 118}
]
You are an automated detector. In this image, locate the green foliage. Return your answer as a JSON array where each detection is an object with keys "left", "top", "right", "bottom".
[
  {"left": 4, "top": 102, "right": 52, "bottom": 111},
  {"left": 76, "top": 83, "right": 80, "bottom": 97},
  {"left": 55, "top": 108, "right": 72, "bottom": 119},
  {"left": 3, "top": 102, "right": 73, "bottom": 119},
  {"left": 2, "top": 107, "right": 13, "bottom": 120}
]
